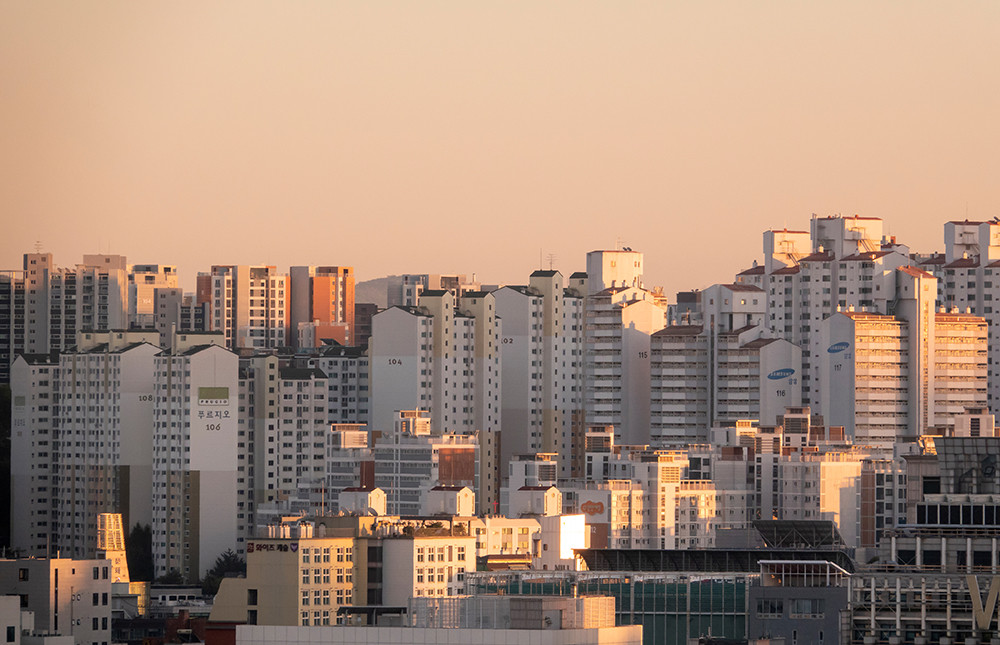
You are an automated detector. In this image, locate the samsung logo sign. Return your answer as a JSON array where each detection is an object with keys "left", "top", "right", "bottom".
[
  {"left": 767, "top": 368, "right": 795, "bottom": 380},
  {"left": 827, "top": 342, "right": 850, "bottom": 354}
]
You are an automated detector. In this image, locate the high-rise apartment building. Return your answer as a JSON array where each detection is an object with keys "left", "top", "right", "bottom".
[
  {"left": 492, "top": 270, "right": 585, "bottom": 477},
  {"left": 1, "top": 252, "right": 129, "bottom": 383},
  {"left": 650, "top": 323, "right": 802, "bottom": 444},
  {"left": 821, "top": 267, "right": 988, "bottom": 444},
  {"left": 306, "top": 344, "right": 370, "bottom": 424},
  {"left": 152, "top": 336, "right": 240, "bottom": 580},
  {"left": 289, "top": 266, "right": 354, "bottom": 348},
  {"left": 371, "top": 411, "right": 484, "bottom": 515},
  {"left": 387, "top": 274, "right": 481, "bottom": 308},
  {"left": 732, "top": 216, "right": 910, "bottom": 406},
  {"left": 128, "top": 264, "right": 178, "bottom": 328},
  {"left": 916, "top": 219, "right": 1000, "bottom": 407},
  {"left": 369, "top": 290, "right": 500, "bottom": 437},
  {"left": 584, "top": 284, "right": 666, "bottom": 446},
  {"left": 352, "top": 302, "right": 378, "bottom": 349},
  {"left": 581, "top": 250, "right": 666, "bottom": 447},
  {"left": 10, "top": 330, "right": 160, "bottom": 559},
  {"left": 153, "top": 287, "right": 209, "bottom": 347},
  {"left": 198, "top": 265, "right": 289, "bottom": 350}
]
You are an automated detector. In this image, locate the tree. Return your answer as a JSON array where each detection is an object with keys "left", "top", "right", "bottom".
[
  {"left": 125, "top": 523, "right": 155, "bottom": 582},
  {"left": 201, "top": 549, "right": 246, "bottom": 596},
  {"left": 157, "top": 569, "right": 185, "bottom": 585}
]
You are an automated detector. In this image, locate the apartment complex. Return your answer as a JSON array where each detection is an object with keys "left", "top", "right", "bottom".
[
  {"left": 820, "top": 267, "right": 988, "bottom": 444},
  {"left": 492, "top": 270, "right": 585, "bottom": 477},
  {"left": 369, "top": 290, "right": 500, "bottom": 438},
  {"left": 199, "top": 265, "right": 289, "bottom": 350},
  {"left": 1, "top": 253, "right": 129, "bottom": 383},
  {"left": 151, "top": 338, "right": 240, "bottom": 580},
  {"left": 289, "top": 266, "right": 354, "bottom": 348},
  {"left": 10, "top": 330, "right": 160, "bottom": 558}
]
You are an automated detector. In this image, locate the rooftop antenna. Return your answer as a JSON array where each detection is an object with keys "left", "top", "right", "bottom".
[
  {"left": 34, "top": 240, "right": 43, "bottom": 253},
  {"left": 546, "top": 254, "right": 557, "bottom": 270},
  {"left": 616, "top": 237, "right": 623, "bottom": 250},
  {"left": 539, "top": 248, "right": 543, "bottom": 270}
]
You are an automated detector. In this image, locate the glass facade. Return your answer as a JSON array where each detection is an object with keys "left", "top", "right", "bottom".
[{"left": 465, "top": 571, "right": 750, "bottom": 645}]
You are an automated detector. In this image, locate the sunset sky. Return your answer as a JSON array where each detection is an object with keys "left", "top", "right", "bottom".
[{"left": 2, "top": 2, "right": 999, "bottom": 296}]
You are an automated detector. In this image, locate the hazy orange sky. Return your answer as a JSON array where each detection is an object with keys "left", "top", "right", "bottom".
[{"left": 2, "top": 2, "right": 999, "bottom": 295}]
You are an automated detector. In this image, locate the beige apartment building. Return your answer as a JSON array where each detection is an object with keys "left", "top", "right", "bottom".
[{"left": 198, "top": 265, "right": 289, "bottom": 350}]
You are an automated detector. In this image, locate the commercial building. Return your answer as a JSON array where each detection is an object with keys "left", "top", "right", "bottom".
[
  {"left": 842, "top": 435, "right": 1000, "bottom": 645},
  {"left": 232, "top": 595, "right": 640, "bottom": 645},
  {"left": 0, "top": 557, "right": 114, "bottom": 645},
  {"left": 210, "top": 530, "right": 357, "bottom": 627}
]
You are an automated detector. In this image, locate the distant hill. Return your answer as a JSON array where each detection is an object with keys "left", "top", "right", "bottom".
[{"left": 355, "top": 276, "right": 400, "bottom": 309}]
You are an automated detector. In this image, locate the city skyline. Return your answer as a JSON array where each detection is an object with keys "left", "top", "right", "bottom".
[{"left": 3, "top": 2, "right": 1000, "bottom": 297}]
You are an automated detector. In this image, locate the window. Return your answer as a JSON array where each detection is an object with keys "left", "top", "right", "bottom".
[
  {"left": 247, "top": 589, "right": 258, "bottom": 605},
  {"left": 790, "top": 598, "right": 825, "bottom": 618},
  {"left": 6, "top": 626, "right": 15, "bottom": 642},
  {"left": 17, "top": 569, "right": 27, "bottom": 582},
  {"left": 756, "top": 599, "right": 783, "bottom": 618}
]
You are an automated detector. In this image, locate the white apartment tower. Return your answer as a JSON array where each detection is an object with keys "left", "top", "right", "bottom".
[
  {"left": 585, "top": 249, "right": 644, "bottom": 293},
  {"left": 650, "top": 324, "right": 802, "bottom": 445},
  {"left": 128, "top": 264, "right": 179, "bottom": 328},
  {"left": 9, "top": 352, "right": 59, "bottom": 556},
  {"left": 10, "top": 330, "right": 160, "bottom": 559},
  {"left": 584, "top": 283, "right": 666, "bottom": 446},
  {"left": 734, "top": 217, "right": 911, "bottom": 406},
  {"left": 369, "top": 291, "right": 501, "bottom": 437},
  {"left": 152, "top": 337, "right": 241, "bottom": 580},
  {"left": 369, "top": 306, "right": 435, "bottom": 432},
  {"left": 921, "top": 219, "right": 1000, "bottom": 407},
  {"left": 200, "top": 265, "right": 289, "bottom": 350},
  {"left": 821, "top": 266, "right": 988, "bottom": 444},
  {"left": 492, "top": 270, "right": 585, "bottom": 478},
  {"left": 1, "top": 252, "right": 129, "bottom": 383},
  {"left": 306, "top": 344, "right": 370, "bottom": 424}
]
